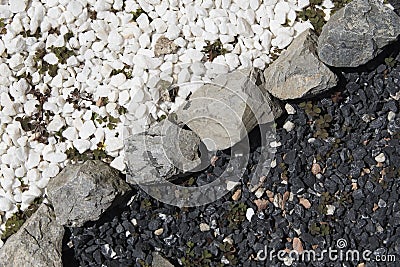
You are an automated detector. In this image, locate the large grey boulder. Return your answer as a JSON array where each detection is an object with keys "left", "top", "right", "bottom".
[
  {"left": 125, "top": 119, "right": 202, "bottom": 185},
  {"left": 174, "top": 68, "right": 281, "bottom": 151},
  {"left": 318, "top": 0, "right": 400, "bottom": 67},
  {"left": 0, "top": 204, "right": 64, "bottom": 267},
  {"left": 47, "top": 160, "right": 130, "bottom": 227},
  {"left": 263, "top": 29, "right": 338, "bottom": 100}
]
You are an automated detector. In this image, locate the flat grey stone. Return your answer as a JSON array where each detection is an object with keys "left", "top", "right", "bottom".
[
  {"left": 318, "top": 0, "right": 400, "bottom": 67},
  {"left": 174, "top": 68, "right": 281, "bottom": 150},
  {"left": 0, "top": 204, "right": 64, "bottom": 267},
  {"left": 125, "top": 119, "right": 201, "bottom": 185},
  {"left": 47, "top": 160, "right": 130, "bottom": 227},
  {"left": 263, "top": 29, "right": 338, "bottom": 100}
]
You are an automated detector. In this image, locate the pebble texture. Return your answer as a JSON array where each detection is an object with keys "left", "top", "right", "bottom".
[
  {"left": 263, "top": 29, "right": 338, "bottom": 100},
  {"left": 0, "top": 204, "right": 64, "bottom": 267},
  {"left": 125, "top": 119, "right": 201, "bottom": 185},
  {"left": 318, "top": 0, "right": 400, "bottom": 67},
  {"left": 47, "top": 160, "right": 130, "bottom": 227},
  {"left": 175, "top": 68, "right": 281, "bottom": 150}
]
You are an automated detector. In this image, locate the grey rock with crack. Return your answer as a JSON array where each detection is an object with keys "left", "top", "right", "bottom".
[
  {"left": 0, "top": 204, "right": 64, "bottom": 267},
  {"left": 47, "top": 160, "right": 130, "bottom": 227},
  {"left": 174, "top": 68, "right": 282, "bottom": 151},
  {"left": 263, "top": 29, "right": 338, "bottom": 100},
  {"left": 125, "top": 119, "right": 201, "bottom": 185},
  {"left": 318, "top": 0, "right": 400, "bottom": 67}
]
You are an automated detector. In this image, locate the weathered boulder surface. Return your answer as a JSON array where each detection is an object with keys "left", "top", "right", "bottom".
[
  {"left": 318, "top": 0, "right": 400, "bottom": 67},
  {"left": 0, "top": 204, "right": 64, "bottom": 267},
  {"left": 263, "top": 29, "right": 338, "bottom": 100},
  {"left": 47, "top": 160, "right": 130, "bottom": 227},
  {"left": 125, "top": 119, "right": 202, "bottom": 185},
  {"left": 174, "top": 68, "right": 282, "bottom": 151}
]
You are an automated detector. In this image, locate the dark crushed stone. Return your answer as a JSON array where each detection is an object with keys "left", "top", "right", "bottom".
[{"left": 63, "top": 48, "right": 400, "bottom": 267}]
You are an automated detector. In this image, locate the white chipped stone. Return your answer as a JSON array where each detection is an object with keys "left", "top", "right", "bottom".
[
  {"left": 47, "top": 115, "right": 65, "bottom": 132},
  {"left": 285, "top": 103, "right": 296, "bottom": 114},
  {"left": 79, "top": 121, "right": 97, "bottom": 140},
  {"left": 10, "top": 0, "right": 27, "bottom": 13},
  {"left": 227, "top": 181, "right": 241, "bottom": 191},
  {"left": 246, "top": 208, "right": 255, "bottom": 222},
  {"left": 73, "top": 139, "right": 91, "bottom": 154},
  {"left": 375, "top": 153, "right": 386, "bottom": 163},
  {"left": 44, "top": 53, "right": 59, "bottom": 65},
  {"left": 67, "top": 0, "right": 83, "bottom": 17},
  {"left": 110, "top": 156, "right": 125, "bottom": 171},
  {"left": 199, "top": 223, "right": 210, "bottom": 232},
  {"left": 326, "top": 205, "right": 335, "bottom": 215},
  {"left": 0, "top": 197, "right": 13, "bottom": 211},
  {"left": 283, "top": 121, "right": 295, "bottom": 132}
]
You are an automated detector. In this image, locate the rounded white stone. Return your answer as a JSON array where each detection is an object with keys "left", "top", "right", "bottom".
[
  {"left": 375, "top": 153, "right": 386, "bottom": 163},
  {"left": 79, "top": 121, "right": 97, "bottom": 140},
  {"left": 10, "top": 0, "right": 27, "bottom": 13},
  {"left": 67, "top": 0, "right": 83, "bottom": 17},
  {"left": 73, "top": 139, "right": 91, "bottom": 154},
  {"left": 0, "top": 197, "right": 13, "bottom": 211}
]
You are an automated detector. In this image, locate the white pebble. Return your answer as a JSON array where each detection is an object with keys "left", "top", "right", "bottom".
[
  {"left": 375, "top": 153, "right": 386, "bottom": 163},
  {"left": 0, "top": 197, "right": 13, "bottom": 211},
  {"left": 246, "top": 208, "right": 255, "bottom": 222},
  {"left": 10, "top": 0, "right": 27, "bottom": 13},
  {"left": 110, "top": 156, "right": 125, "bottom": 171},
  {"left": 285, "top": 103, "right": 296, "bottom": 114},
  {"left": 199, "top": 223, "right": 210, "bottom": 232},
  {"left": 73, "top": 139, "right": 91, "bottom": 154},
  {"left": 79, "top": 121, "right": 97, "bottom": 140},
  {"left": 283, "top": 121, "right": 295, "bottom": 132}
]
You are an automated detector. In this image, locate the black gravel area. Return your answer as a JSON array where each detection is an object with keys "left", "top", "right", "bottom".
[{"left": 64, "top": 49, "right": 400, "bottom": 267}]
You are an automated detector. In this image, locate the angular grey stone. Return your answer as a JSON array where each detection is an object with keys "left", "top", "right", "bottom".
[
  {"left": 152, "top": 252, "right": 174, "bottom": 267},
  {"left": 0, "top": 204, "right": 64, "bottom": 267},
  {"left": 47, "top": 160, "right": 130, "bottom": 227},
  {"left": 318, "top": 0, "right": 400, "bottom": 67},
  {"left": 174, "top": 68, "right": 281, "bottom": 150},
  {"left": 263, "top": 29, "right": 338, "bottom": 100},
  {"left": 125, "top": 119, "right": 201, "bottom": 185}
]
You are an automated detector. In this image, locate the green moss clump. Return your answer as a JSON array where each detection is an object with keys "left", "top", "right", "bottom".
[
  {"left": 224, "top": 202, "right": 248, "bottom": 229},
  {"left": 296, "top": 0, "right": 326, "bottom": 34},
  {"left": 65, "top": 142, "right": 111, "bottom": 162},
  {"left": 111, "top": 66, "right": 133, "bottom": 79},
  {"left": 331, "top": 0, "right": 353, "bottom": 14},
  {"left": 202, "top": 39, "right": 228, "bottom": 62},
  {"left": 309, "top": 222, "right": 331, "bottom": 236},
  {"left": 181, "top": 241, "right": 213, "bottom": 267},
  {"left": 0, "top": 18, "right": 6, "bottom": 34},
  {"left": 50, "top": 45, "right": 75, "bottom": 64}
]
